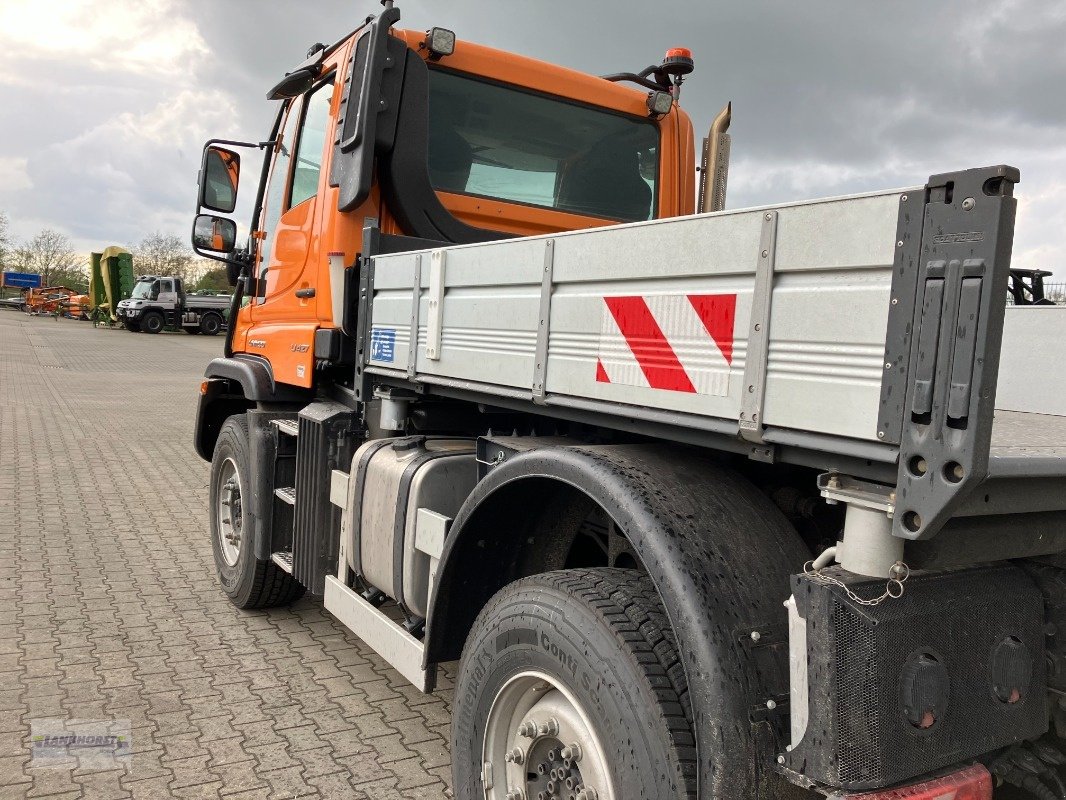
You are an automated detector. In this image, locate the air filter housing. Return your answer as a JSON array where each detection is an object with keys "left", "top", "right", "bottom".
[{"left": 784, "top": 563, "right": 1046, "bottom": 792}]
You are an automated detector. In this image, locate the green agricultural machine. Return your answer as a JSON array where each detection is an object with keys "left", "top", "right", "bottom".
[{"left": 89, "top": 247, "right": 136, "bottom": 326}]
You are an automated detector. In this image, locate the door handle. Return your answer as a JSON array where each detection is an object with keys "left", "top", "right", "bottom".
[{"left": 295, "top": 287, "right": 316, "bottom": 298}]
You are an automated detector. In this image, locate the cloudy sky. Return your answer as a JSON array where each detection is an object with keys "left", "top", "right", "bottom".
[{"left": 1, "top": 0, "right": 1064, "bottom": 273}]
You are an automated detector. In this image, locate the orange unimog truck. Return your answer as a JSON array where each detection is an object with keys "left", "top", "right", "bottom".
[{"left": 192, "top": 3, "right": 1066, "bottom": 799}]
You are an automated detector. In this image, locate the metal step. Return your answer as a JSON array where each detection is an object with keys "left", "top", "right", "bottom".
[
  {"left": 272, "top": 418, "right": 299, "bottom": 437},
  {"left": 324, "top": 576, "right": 432, "bottom": 692},
  {"left": 274, "top": 486, "right": 296, "bottom": 505},
  {"left": 271, "top": 551, "right": 293, "bottom": 573}
]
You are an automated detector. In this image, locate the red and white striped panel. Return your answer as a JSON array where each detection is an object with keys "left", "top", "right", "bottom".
[{"left": 595, "top": 294, "right": 737, "bottom": 395}]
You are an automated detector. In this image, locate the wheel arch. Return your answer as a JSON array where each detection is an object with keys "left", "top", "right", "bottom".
[
  {"left": 193, "top": 356, "right": 309, "bottom": 460},
  {"left": 425, "top": 442, "right": 811, "bottom": 798}
]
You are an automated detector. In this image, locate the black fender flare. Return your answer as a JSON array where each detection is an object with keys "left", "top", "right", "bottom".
[
  {"left": 193, "top": 356, "right": 309, "bottom": 460},
  {"left": 425, "top": 443, "right": 810, "bottom": 799}
]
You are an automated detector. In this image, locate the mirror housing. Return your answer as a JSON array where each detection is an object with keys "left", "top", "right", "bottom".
[
  {"left": 193, "top": 214, "right": 237, "bottom": 254},
  {"left": 199, "top": 146, "right": 240, "bottom": 213}
]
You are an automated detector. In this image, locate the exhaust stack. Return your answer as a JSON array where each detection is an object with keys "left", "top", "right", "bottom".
[{"left": 698, "top": 102, "right": 731, "bottom": 213}]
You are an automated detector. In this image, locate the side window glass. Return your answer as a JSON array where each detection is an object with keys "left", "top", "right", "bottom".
[
  {"left": 258, "top": 97, "right": 303, "bottom": 283},
  {"left": 289, "top": 80, "right": 334, "bottom": 208},
  {"left": 160, "top": 280, "right": 173, "bottom": 293}
]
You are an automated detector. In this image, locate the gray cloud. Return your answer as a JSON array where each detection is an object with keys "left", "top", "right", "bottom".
[{"left": 1, "top": 0, "right": 1063, "bottom": 271}]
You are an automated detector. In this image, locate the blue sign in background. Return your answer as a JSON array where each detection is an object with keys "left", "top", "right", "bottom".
[
  {"left": 370, "top": 328, "right": 396, "bottom": 363},
  {"left": 3, "top": 272, "right": 43, "bottom": 289}
]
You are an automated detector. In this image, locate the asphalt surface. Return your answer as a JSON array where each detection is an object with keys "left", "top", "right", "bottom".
[{"left": 0, "top": 312, "right": 454, "bottom": 799}]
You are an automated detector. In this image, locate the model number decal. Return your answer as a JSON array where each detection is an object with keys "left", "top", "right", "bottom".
[{"left": 370, "top": 328, "right": 396, "bottom": 363}]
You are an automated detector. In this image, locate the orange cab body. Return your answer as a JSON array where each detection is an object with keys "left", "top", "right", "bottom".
[{"left": 229, "top": 28, "right": 697, "bottom": 391}]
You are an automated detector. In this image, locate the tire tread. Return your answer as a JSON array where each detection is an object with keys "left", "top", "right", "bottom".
[{"left": 501, "top": 568, "right": 697, "bottom": 798}]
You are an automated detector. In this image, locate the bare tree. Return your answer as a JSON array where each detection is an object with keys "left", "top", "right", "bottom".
[
  {"left": 131, "top": 232, "right": 195, "bottom": 282},
  {"left": 14, "top": 228, "right": 86, "bottom": 288},
  {"left": 0, "top": 211, "right": 10, "bottom": 269}
]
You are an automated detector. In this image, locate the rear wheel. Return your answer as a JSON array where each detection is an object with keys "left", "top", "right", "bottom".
[
  {"left": 141, "top": 311, "right": 164, "bottom": 334},
  {"left": 452, "top": 568, "right": 696, "bottom": 800},
  {"left": 209, "top": 415, "right": 304, "bottom": 608},
  {"left": 199, "top": 313, "right": 222, "bottom": 336}
]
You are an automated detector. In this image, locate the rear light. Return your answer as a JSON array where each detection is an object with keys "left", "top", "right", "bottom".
[{"left": 838, "top": 764, "right": 992, "bottom": 800}]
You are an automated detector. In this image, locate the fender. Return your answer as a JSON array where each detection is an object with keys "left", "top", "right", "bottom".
[
  {"left": 425, "top": 443, "right": 810, "bottom": 799},
  {"left": 194, "top": 355, "right": 310, "bottom": 460}
]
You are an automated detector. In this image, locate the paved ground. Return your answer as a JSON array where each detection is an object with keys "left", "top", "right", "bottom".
[{"left": 0, "top": 313, "right": 454, "bottom": 799}]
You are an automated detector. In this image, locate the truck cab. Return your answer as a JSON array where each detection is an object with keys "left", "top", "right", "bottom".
[{"left": 191, "top": 6, "right": 699, "bottom": 393}]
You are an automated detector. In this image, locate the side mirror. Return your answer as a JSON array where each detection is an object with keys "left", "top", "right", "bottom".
[
  {"left": 200, "top": 146, "right": 240, "bottom": 213},
  {"left": 193, "top": 214, "right": 237, "bottom": 254}
]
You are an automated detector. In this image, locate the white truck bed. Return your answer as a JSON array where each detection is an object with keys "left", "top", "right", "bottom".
[
  {"left": 356, "top": 165, "right": 1066, "bottom": 540},
  {"left": 367, "top": 188, "right": 907, "bottom": 445}
]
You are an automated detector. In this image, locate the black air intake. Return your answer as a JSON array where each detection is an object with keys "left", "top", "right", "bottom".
[
  {"left": 784, "top": 563, "right": 1046, "bottom": 791},
  {"left": 293, "top": 402, "right": 357, "bottom": 594}
]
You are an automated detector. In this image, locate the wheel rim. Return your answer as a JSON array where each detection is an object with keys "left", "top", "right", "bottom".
[
  {"left": 483, "top": 670, "right": 615, "bottom": 800},
  {"left": 216, "top": 457, "right": 243, "bottom": 567}
]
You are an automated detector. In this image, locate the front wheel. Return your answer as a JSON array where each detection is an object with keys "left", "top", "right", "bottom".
[
  {"left": 209, "top": 415, "right": 304, "bottom": 608},
  {"left": 141, "top": 311, "right": 164, "bottom": 334},
  {"left": 452, "top": 568, "right": 696, "bottom": 800}
]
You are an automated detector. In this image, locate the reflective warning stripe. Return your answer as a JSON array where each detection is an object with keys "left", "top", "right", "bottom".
[{"left": 597, "top": 293, "right": 736, "bottom": 396}]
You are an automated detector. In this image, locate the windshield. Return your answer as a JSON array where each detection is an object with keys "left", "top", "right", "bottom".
[
  {"left": 427, "top": 69, "right": 660, "bottom": 222},
  {"left": 130, "top": 281, "right": 154, "bottom": 300}
]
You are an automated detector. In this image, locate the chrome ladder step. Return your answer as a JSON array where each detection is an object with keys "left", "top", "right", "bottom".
[
  {"left": 271, "top": 551, "right": 294, "bottom": 573},
  {"left": 272, "top": 418, "right": 299, "bottom": 437},
  {"left": 274, "top": 486, "right": 296, "bottom": 505}
]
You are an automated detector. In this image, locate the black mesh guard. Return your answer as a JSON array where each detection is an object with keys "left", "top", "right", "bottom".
[{"left": 784, "top": 563, "right": 1046, "bottom": 791}]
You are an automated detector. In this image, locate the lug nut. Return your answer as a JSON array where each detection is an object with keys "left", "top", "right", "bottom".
[
  {"left": 505, "top": 789, "right": 524, "bottom": 800},
  {"left": 560, "top": 744, "right": 582, "bottom": 762},
  {"left": 518, "top": 719, "right": 539, "bottom": 738},
  {"left": 505, "top": 747, "right": 524, "bottom": 764},
  {"left": 576, "top": 790, "right": 598, "bottom": 800},
  {"left": 539, "top": 718, "right": 560, "bottom": 737}
]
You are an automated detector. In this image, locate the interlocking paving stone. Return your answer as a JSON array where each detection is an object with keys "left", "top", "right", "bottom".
[{"left": 1, "top": 314, "right": 454, "bottom": 798}]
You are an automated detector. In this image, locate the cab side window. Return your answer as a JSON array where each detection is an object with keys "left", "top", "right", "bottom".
[
  {"left": 289, "top": 80, "right": 334, "bottom": 208},
  {"left": 258, "top": 97, "right": 304, "bottom": 283}
]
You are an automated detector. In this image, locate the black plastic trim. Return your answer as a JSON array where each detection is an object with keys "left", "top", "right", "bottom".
[
  {"left": 204, "top": 355, "right": 310, "bottom": 403},
  {"left": 894, "top": 165, "right": 1020, "bottom": 540},
  {"left": 378, "top": 50, "right": 512, "bottom": 244}
]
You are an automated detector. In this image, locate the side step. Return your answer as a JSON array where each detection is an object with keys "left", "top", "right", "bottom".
[
  {"left": 271, "top": 418, "right": 299, "bottom": 437},
  {"left": 274, "top": 486, "right": 296, "bottom": 505},
  {"left": 323, "top": 576, "right": 434, "bottom": 692},
  {"left": 271, "top": 551, "right": 293, "bottom": 573}
]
